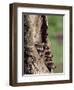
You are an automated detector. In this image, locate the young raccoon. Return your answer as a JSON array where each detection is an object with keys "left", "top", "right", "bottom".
[{"left": 23, "top": 14, "right": 55, "bottom": 74}]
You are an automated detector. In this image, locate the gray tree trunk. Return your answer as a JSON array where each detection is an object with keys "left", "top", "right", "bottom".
[{"left": 23, "top": 14, "right": 55, "bottom": 74}]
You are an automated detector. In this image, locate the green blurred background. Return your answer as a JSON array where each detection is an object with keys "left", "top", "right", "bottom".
[{"left": 47, "top": 15, "right": 63, "bottom": 73}]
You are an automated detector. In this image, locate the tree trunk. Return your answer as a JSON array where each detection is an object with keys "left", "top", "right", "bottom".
[{"left": 23, "top": 14, "right": 55, "bottom": 74}]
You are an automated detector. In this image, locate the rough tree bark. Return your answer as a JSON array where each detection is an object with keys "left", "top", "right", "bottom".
[{"left": 23, "top": 14, "right": 55, "bottom": 74}]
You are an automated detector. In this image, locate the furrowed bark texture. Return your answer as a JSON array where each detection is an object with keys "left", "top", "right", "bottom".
[{"left": 23, "top": 15, "right": 55, "bottom": 74}]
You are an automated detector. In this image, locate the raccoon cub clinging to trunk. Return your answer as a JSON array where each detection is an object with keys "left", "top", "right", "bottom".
[{"left": 23, "top": 14, "right": 55, "bottom": 74}]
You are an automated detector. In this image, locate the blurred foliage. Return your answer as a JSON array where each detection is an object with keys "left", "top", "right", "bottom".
[{"left": 47, "top": 15, "right": 63, "bottom": 73}]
